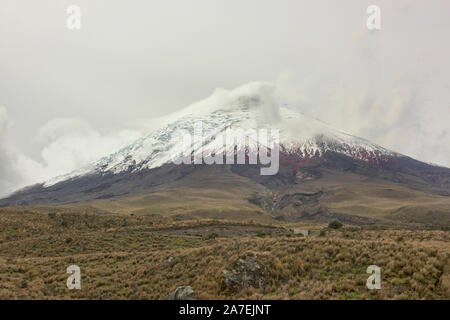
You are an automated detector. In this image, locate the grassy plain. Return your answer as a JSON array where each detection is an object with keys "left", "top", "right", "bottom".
[{"left": 0, "top": 207, "right": 449, "bottom": 300}]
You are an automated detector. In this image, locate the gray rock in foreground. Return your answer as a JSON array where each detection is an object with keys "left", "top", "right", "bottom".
[
  {"left": 167, "top": 286, "right": 197, "bottom": 300},
  {"left": 166, "top": 256, "right": 176, "bottom": 267},
  {"left": 222, "top": 255, "right": 269, "bottom": 292}
]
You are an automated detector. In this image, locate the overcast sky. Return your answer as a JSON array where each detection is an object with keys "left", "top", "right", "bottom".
[{"left": 0, "top": 0, "right": 449, "bottom": 196}]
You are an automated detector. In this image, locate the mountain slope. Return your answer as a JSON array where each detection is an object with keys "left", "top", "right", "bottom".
[{"left": 1, "top": 83, "right": 449, "bottom": 226}]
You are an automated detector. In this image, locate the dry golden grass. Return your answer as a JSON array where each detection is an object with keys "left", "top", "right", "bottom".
[{"left": 0, "top": 207, "right": 449, "bottom": 300}]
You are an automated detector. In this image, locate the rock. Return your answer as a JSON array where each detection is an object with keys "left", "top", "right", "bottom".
[
  {"left": 167, "top": 286, "right": 197, "bottom": 300},
  {"left": 292, "top": 229, "right": 309, "bottom": 236},
  {"left": 222, "top": 255, "right": 269, "bottom": 292},
  {"left": 166, "top": 256, "right": 176, "bottom": 267}
]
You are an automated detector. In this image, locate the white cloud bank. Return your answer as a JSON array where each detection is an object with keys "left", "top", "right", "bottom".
[
  {"left": 0, "top": 107, "right": 144, "bottom": 197},
  {"left": 0, "top": 107, "right": 22, "bottom": 196}
]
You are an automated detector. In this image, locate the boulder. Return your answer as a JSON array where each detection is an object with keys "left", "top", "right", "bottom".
[
  {"left": 222, "top": 255, "right": 269, "bottom": 291},
  {"left": 292, "top": 229, "right": 309, "bottom": 236},
  {"left": 166, "top": 256, "right": 176, "bottom": 267},
  {"left": 167, "top": 286, "right": 197, "bottom": 300}
]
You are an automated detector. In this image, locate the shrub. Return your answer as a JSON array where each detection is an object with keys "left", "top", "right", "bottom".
[
  {"left": 204, "top": 232, "right": 218, "bottom": 240},
  {"left": 255, "top": 230, "right": 266, "bottom": 237},
  {"left": 328, "top": 219, "right": 343, "bottom": 229}
]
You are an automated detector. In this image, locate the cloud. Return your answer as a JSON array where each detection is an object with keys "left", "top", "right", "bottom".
[
  {"left": 0, "top": 107, "right": 22, "bottom": 197},
  {"left": 0, "top": 107, "right": 145, "bottom": 197},
  {"left": 32, "top": 118, "right": 142, "bottom": 181},
  {"left": 184, "top": 81, "right": 281, "bottom": 124},
  {"left": 267, "top": 17, "right": 450, "bottom": 168}
]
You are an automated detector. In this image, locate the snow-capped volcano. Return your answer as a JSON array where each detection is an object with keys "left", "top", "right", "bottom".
[
  {"left": 43, "top": 83, "right": 398, "bottom": 187},
  {"left": 1, "top": 82, "right": 449, "bottom": 208}
]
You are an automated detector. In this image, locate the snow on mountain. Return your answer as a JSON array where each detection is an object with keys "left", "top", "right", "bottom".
[{"left": 43, "top": 82, "right": 400, "bottom": 187}]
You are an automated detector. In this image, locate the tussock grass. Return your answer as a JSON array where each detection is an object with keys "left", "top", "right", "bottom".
[{"left": 0, "top": 208, "right": 449, "bottom": 300}]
